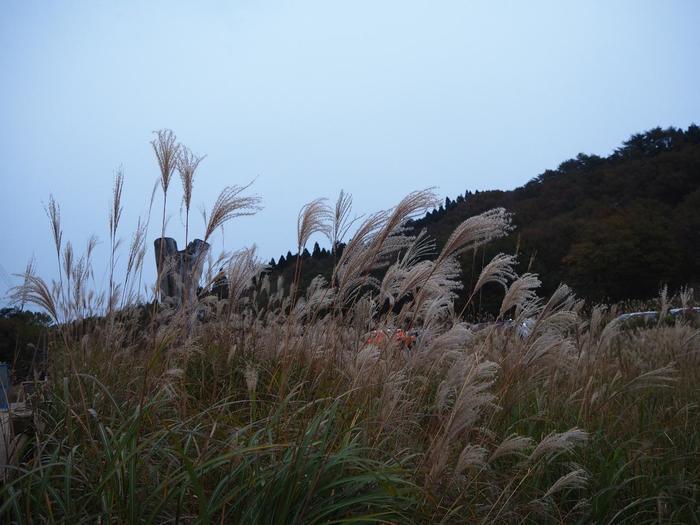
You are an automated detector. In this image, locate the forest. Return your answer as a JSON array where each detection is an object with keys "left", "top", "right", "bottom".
[{"left": 270, "top": 125, "right": 700, "bottom": 315}]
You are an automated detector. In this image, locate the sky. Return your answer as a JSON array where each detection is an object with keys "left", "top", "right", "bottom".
[{"left": 1, "top": 0, "right": 699, "bottom": 305}]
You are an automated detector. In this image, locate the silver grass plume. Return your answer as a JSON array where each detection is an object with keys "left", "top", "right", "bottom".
[
  {"left": 472, "top": 253, "right": 518, "bottom": 295},
  {"left": 499, "top": 273, "right": 541, "bottom": 318},
  {"left": 332, "top": 189, "right": 359, "bottom": 252},
  {"left": 489, "top": 434, "right": 534, "bottom": 462},
  {"left": 379, "top": 231, "right": 436, "bottom": 307},
  {"left": 62, "top": 241, "right": 73, "bottom": 291},
  {"left": 44, "top": 194, "right": 62, "bottom": 264},
  {"left": 178, "top": 146, "right": 205, "bottom": 246},
  {"left": 109, "top": 169, "right": 124, "bottom": 243},
  {"left": 14, "top": 257, "right": 36, "bottom": 310},
  {"left": 455, "top": 444, "right": 488, "bottom": 475},
  {"left": 334, "top": 211, "right": 388, "bottom": 299},
  {"left": 427, "top": 357, "right": 498, "bottom": 483},
  {"left": 122, "top": 217, "right": 147, "bottom": 306},
  {"left": 295, "top": 276, "right": 335, "bottom": 319},
  {"left": 178, "top": 146, "right": 204, "bottom": 215},
  {"left": 152, "top": 129, "right": 180, "bottom": 300},
  {"left": 204, "top": 182, "right": 262, "bottom": 242},
  {"left": 680, "top": 285, "right": 694, "bottom": 310},
  {"left": 11, "top": 272, "right": 58, "bottom": 323},
  {"left": 541, "top": 467, "right": 589, "bottom": 499},
  {"left": 436, "top": 208, "right": 512, "bottom": 266},
  {"left": 297, "top": 198, "right": 332, "bottom": 252},
  {"left": 225, "top": 246, "right": 264, "bottom": 306},
  {"left": 529, "top": 428, "right": 588, "bottom": 463},
  {"left": 108, "top": 169, "right": 124, "bottom": 314},
  {"left": 335, "top": 190, "right": 437, "bottom": 303},
  {"left": 151, "top": 129, "right": 180, "bottom": 195},
  {"left": 368, "top": 189, "right": 438, "bottom": 269},
  {"left": 621, "top": 364, "right": 678, "bottom": 393}
]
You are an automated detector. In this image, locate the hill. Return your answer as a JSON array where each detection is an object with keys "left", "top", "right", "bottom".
[{"left": 269, "top": 125, "right": 700, "bottom": 313}]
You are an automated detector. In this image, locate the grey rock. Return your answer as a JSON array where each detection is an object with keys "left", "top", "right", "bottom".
[{"left": 154, "top": 237, "right": 210, "bottom": 306}]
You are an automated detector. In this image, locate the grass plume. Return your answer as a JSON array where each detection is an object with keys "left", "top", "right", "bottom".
[{"left": 5, "top": 134, "right": 699, "bottom": 524}]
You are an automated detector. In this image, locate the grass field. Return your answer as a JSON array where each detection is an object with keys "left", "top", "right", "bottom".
[{"left": 3, "top": 133, "right": 698, "bottom": 523}]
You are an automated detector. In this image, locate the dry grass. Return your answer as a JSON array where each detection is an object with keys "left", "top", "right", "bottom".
[
  {"left": 203, "top": 183, "right": 262, "bottom": 242},
  {"left": 4, "top": 135, "right": 699, "bottom": 524},
  {"left": 177, "top": 146, "right": 205, "bottom": 247}
]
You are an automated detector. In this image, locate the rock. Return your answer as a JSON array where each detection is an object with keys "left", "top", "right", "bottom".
[{"left": 154, "top": 237, "right": 210, "bottom": 306}]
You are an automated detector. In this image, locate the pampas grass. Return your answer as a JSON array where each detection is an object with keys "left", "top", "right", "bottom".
[
  {"left": 332, "top": 189, "right": 358, "bottom": 253},
  {"left": 6, "top": 133, "right": 700, "bottom": 524},
  {"left": 108, "top": 169, "right": 124, "bottom": 314},
  {"left": 151, "top": 129, "right": 180, "bottom": 196},
  {"left": 44, "top": 194, "right": 62, "bottom": 265},
  {"left": 152, "top": 129, "right": 180, "bottom": 300},
  {"left": 177, "top": 146, "right": 204, "bottom": 247},
  {"left": 203, "top": 183, "right": 262, "bottom": 242},
  {"left": 297, "top": 198, "right": 332, "bottom": 252}
]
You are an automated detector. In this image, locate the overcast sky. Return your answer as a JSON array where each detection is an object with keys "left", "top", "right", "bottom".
[{"left": 1, "top": 1, "right": 699, "bottom": 305}]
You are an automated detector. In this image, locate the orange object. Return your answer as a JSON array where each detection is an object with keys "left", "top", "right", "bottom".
[{"left": 365, "top": 329, "right": 416, "bottom": 348}]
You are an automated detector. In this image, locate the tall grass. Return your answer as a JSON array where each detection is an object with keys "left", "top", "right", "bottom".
[{"left": 5, "top": 134, "right": 699, "bottom": 523}]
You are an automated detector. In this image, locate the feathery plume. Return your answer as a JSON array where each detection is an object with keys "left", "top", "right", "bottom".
[
  {"left": 204, "top": 183, "right": 262, "bottom": 242},
  {"left": 178, "top": 146, "right": 204, "bottom": 214},
  {"left": 436, "top": 208, "right": 512, "bottom": 266},
  {"left": 542, "top": 467, "right": 589, "bottom": 498},
  {"left": 178, "top": 146, "right": 205, "bottom": 247},
  {"left": 62, "top": 241, "right": 74, "bottom": 288},
  {"left": 122, "top": 216, "right": 147, "bottom": 306},
  {"left": 11, "top": 273, "right": 58, "bottom": 323},
  {"left": 108, "top": 169, "right": 124, "bottom": 314},
  {"left": 499, "top": 273, "right": 541, "bottom": 318},
  {"left": 472, "top": 253, "right": 518, "bottom": 295},
  {"left": 225, "top": 246, "right": 265, "bottom": 306},
  {"left": 332, "top": 190, "right": 359, "bottom": 251},
  {"left": 490, "top": 434, "right": 534, "bottom": 462},
  {"left": 14, "top": 257, "right": 36, "bottom": 311},
  {"left": 334, "top": 189, "right": 438, "bottom": 302},
  {"left": 455, "top": 444, "right": 488, "bottom": 474},
  {"left": 151, "top": 129, "right": 180, "bottom": 195},
  {"left": 109, "top": 169, "right": 124, "bottom": 241},
  {"left": 529, "top": 428, "right": 588, "bottom": 463},
  {"left": 44, "top": 194, "right": 62, "bottom": 261},
  {"left": 297, "top": 198, "right": 332, "bottom": 251}
]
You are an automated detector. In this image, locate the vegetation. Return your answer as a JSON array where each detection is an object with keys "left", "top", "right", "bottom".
[
  {"left": 2, "top": 129, "right": 699, "bottom": 523},
  {"left": 271, "top": 125, "right": 700, "bottom": 313},
  {"left": 0, "top": 308, "right": 50, "bottom": 382}
]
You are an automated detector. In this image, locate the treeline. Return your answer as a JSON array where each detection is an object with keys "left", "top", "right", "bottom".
[
  {"left": 268, "top": 125, "right": 700, "bottom": 314},
  {"left": 0, "top": 307, "right": 50, "bottom": 380}
]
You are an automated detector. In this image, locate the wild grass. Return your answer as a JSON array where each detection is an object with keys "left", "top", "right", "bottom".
[{"left": 4, "top": 132, "right": 699, "bottom": 523}]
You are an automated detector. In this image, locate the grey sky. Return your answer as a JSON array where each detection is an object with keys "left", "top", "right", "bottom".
[{"left": 1, "top": 1, "right": 699, "bottom": 304}]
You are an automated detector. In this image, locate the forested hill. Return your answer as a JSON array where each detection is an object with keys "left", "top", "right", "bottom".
[{"left": 269, "top": 125, "right": 700, "bottom": 310}]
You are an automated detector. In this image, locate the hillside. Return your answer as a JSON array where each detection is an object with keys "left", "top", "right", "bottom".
[{"left": 269, "top": 125, "right": 700, "bottom": 312}]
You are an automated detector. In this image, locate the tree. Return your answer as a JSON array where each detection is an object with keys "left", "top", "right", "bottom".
[
  {"left": 0, "top": 308, "right": 51, "bottom": 381},
  {"left": 563, "top": 202, "right": 680, "bottom": 300}
]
